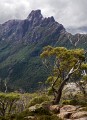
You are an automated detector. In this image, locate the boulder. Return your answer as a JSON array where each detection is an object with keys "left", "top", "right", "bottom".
[
  {"left": 49, "top": 105, "right": 60, "bottom": 113},
  {"left": 28, "top": 105, "right": 37, "bottom": 112},
  {"left": 66, "top": 118, "right": 87, "bottom": 120},
  {"left": 24, "top": 116, "right": 36, "bottom": 120},
  {"left": 77, "top": 107, "right": 87, "bottom": 111},
  {"left": 60, "top": 105, "right": 77, "bottom": 113},
  {"left": 58, "top": 112, "right": 72, "bottom": 119},
  {"left": 75, "top": 117, "right": 87, "bottom": 120},
  {"left": 71, "top": 111, "right": 87, "bottom": 119}
]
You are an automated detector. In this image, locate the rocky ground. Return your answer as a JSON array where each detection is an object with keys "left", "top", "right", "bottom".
[{"left": 24, "top": 104, "right": 87, "bottom": 120}]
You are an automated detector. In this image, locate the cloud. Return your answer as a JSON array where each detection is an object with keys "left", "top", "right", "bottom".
[{"left": 0, "top": 0, "right": 87, "bottom": 34}]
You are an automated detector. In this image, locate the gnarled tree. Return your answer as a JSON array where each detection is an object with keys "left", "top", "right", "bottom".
[
  {"left": 0, "top": 93, "right": 20, "bottom": 116},
  {"left": 40, "top": 46, "right": 87, "bottom": 104}
]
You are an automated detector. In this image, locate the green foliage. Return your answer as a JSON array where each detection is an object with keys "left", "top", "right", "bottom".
[
  {"left": 37, "top": 115, "right": 61, "bottom": 120},
  {"left": 0, "top": 92, "right": 20, "bottom": 100},
  {"left": 47, "top": 87, "right": 54, "bottom": 95},
  {"left": 2, "top": 110, "right": 61, "bottom": 120},
  {"left": 62, "top": 99, "right": 78, "bottom": 105},
  {"left": 75, "top": 93, "right": 87, "bottom": 106},
  {"left": 62, "top": 91, "right": 87, "bottom": 106},
  {"left": 81, "top": 63, "right": 87, "bottom": 70},
  {"left": 0, "top": 92, "right": 20, "bottom": 116},
  {"left": 29, "top": 95, "right": 50, "bottom": 107},
  {"left": 41, "top": 47, "right": 86, "bottom": 81},
  {"left": 82, "top": 75, "right": 87, "bottom": 82},
  {"left": 40, "top": 46, "right": 87, "bottom": 104},
  {"left": 30, "top": 104, "right": 51, "bottom": 115},
  {"left": 0, "top": 43, "right": 49, "bottom": 92}
]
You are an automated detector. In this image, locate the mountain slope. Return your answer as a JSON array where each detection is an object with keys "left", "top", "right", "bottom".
[{"left": 0, "top": 10, "right": 87, "bottom": 92}]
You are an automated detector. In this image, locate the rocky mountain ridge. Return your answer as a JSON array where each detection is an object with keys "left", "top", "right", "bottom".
[{"left": 0, "top": 10, "right": 65, "bottom": 44}]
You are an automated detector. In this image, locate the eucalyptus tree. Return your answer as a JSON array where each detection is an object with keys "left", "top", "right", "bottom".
[
  {"left": 0, "top": 93, "right": 20, "bottom": 116},
  {"left": 40, "top": 46, "right": 87, "bottom": 104}
]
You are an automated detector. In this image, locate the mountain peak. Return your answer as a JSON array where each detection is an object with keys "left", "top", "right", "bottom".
[{"left": 27, "top": 10, "right": 43, "bottom": 21}]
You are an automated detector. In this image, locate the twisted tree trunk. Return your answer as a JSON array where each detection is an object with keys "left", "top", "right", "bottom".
[{"left": 53, "top": 67, "right": 80, "bottom": 104}]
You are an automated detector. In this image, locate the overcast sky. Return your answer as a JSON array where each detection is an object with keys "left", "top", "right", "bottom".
[{"left": 0, "top": 0, "right": 87, "bottom": 34}]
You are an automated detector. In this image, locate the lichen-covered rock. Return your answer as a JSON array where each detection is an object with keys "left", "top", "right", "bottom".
[
  {"left": 75, "top": 117, "right": 87, "bottom": 120},
  {"left": 58, "top": 112, "right": 72, "bottom": 119},
  {"left": 77, "top": 107, "right": 87, "bottom": 111},
  {"left": 60, "top": 105, "right": 77, "bottom": 113},
  {"left": 28, "top": 105, "right": 37, "bottom": 112},
  {"left": 24, "top": 116, "right": 36, "bottom": 120},
  {"left": 49, "top": 105, "right": 60, "bottom": 113}
]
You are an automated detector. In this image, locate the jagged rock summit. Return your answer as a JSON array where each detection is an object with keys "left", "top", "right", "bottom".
[
  {"left": 27, "top": 10, "right": 43, "bottom": 21},
  {"left": 0, "top": 9, "right": 65, "bottom": 44},
  {"left": 27, "top": 9, "right": 55, "bottom": 23}
]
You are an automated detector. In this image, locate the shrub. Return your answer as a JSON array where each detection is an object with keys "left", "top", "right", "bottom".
[
  {"left": 62, "top": 99, "right": 87, "bottom": 106},
  {"left": 29, "top": 95, "right": 50, "bottom": 107},
  {"left": 0, "top": 93, "right": 20, "bottom": 116},
  {"left": 62, "top": 99, "right": 78, "bottom": 105},
  {"left": 37, "top": 115, "right": 62, "bottom": 120}
]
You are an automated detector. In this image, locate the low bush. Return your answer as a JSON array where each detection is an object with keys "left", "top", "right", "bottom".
[
  {"left": 62, "top": 99, "right": 87, "bottom": 106},
  {"left": 37, "top": 115, "right": 61, "bottom": 120},
  {"left": 62, "top": 99, "right": 78, "bottom": 105},
  {"left": 29, "top": 95, "right": 50, "bottom": 107}
]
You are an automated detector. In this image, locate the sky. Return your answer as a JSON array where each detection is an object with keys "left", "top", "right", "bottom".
[{"left": 0, "top": 0, "right": 87, "bottom": 34}]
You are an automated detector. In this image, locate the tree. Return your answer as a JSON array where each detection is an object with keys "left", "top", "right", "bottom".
[
  {"left": 0, "top": 93, "right": 20, "bottom": 116},
  {"left": 40, "top": 46, "right": 87, "bottom": 104},
  {"left": 76, "top": 72, "right": 87, "bottom": 97}
]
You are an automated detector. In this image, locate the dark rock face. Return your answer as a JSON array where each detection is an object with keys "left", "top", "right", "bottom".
[
  {"left": 27, "top": 10, "right": 43, "bottom": 21},
  {"left": 0, "top": 9, "right": 65, "bottom": 44}
]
